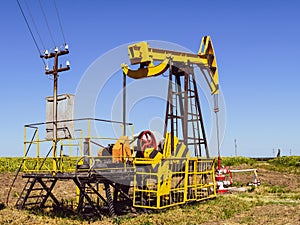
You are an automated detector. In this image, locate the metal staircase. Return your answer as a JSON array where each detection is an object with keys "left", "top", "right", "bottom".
[{"left": 15, "top": 177, "right": 59, "bottom": 209}]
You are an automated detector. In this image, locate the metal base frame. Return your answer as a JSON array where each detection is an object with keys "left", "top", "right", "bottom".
[{"left": 16, "top": 172, "right": 134, "bottom": 218}]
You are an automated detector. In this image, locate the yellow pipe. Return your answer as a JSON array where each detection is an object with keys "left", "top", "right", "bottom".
[
  {"left": 36, "top": 128, "right": 40, "bottom": 170},
  {"left": 52, "top": 140, "right": 57, "bottom": 173},
  {"left": 37, "top": 128, "right": 40, "bottom": 157},
  {"left": 88, "top": 119, "right": 91, "bottom": 138},
  {"left": 23, "top": 126, "right": 26, "bottom": 157}
]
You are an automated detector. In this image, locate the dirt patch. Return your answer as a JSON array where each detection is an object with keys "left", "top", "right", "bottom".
[
  {"left": 0, "top": 172, "right": 26, "bottom": 206},
  {"left": 257, "top": 168, "right": 300, "bottom": 191},
  {"left": 227, "top": 204, "right": 300, "bottom": 225},
  {"left": 0, "top": 172, "right": 77, "bottom": 207},
  {"left": 228, "top": 164, "right": 300, "bottom": 192}
]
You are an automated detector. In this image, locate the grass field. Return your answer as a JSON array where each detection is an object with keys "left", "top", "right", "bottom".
[{"left": 0, "top": 156, "right": 299, "bottom": 224}]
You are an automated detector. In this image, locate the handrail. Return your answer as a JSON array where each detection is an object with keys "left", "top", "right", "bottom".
[
  {"left": 6, "top": 128, "right": 38, "bottom": 205},
  {"left": 25, "top": 117, "right": 133, "bottom": 127}
]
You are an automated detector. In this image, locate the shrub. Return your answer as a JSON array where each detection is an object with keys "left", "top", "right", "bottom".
[
  {"left": 215, "top": 157, "right": 256, "bottom": 167},
  {"left": 269, "top": 156, "right": 300, "bottom": 167}
]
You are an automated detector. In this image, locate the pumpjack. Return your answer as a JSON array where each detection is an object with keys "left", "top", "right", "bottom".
[{"left": 12, "top": 36, "right": 220, "bottom": 217}]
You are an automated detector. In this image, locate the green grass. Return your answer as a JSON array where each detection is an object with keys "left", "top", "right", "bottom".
[{"left": 120, "top": 195, "right": 256, "bottom": 225}]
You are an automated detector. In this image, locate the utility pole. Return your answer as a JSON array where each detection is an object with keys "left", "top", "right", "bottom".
[
  {"left": 234, "top": 138, "right": 237, "bottom": 156},
  {"left": 41, "top": 46, "right": 70, "bottom": 172}
]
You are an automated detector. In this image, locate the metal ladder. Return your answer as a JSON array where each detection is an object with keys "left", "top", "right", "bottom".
[{"left": 187, "top": 72, "right": 208, "bottom": 157}]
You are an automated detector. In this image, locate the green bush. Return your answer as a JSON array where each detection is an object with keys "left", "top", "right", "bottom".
[
  {"left": 0, "top": 157, "right": 23, "bottom": 172},
  {"left": 269, "top": 156, "right": 300, "bottom": 167},
  {"left": 0, "top": 157, "right": 78, "bottom": 173},
  {"left": 215, "top": 157, "right": 256, "bottom": 167}
]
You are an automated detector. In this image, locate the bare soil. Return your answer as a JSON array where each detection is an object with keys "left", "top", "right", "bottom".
[{"left": 0, "top": 172, "right": 75, "bottom": 206}]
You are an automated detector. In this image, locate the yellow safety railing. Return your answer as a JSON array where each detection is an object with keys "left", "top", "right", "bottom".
[
  {"left": 133, "top": 157, "right": 216, "bottom": 209},
  {"left": 22, "top": 118, "right": 134, "bottom": 174}
]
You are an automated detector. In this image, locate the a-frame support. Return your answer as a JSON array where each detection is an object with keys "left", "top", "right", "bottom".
[{"left": 164, "top": 64, "right": 209, "bottom": 157}]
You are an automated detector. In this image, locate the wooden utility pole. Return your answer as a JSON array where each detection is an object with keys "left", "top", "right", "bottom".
[{"left": 41, "top": 47, "right": 70, "bottom": 172}]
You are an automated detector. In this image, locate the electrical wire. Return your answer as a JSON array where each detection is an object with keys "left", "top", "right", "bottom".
[
  {"left": 53, "top": 0, "right": 67, "bottom": 45},
  {"left": 24, "top": 0, "right": 46, "bottom": 51},
  {"left": 39, "top": 0, "right": 56, "bottom": 47},
  {"left": 16, "top": 0, "right": 46, "bottom": 66}
]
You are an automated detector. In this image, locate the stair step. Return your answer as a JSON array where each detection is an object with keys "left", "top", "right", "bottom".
[
  {"left": 27, "top": 195, "right": 45, "bottom": 199},
  {"left": 15, "top": 177, "right": 58, "bottom": 209},
  {"left": 24, "top": 202, "right": 41, "bottom": 206},
  {"left": 31, "top": 188, "right": 44, "bottom": 191}
]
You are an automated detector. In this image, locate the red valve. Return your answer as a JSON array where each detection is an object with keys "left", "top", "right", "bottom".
[{"left": 137, "top": 130, "right": 157, "bottom": 157}]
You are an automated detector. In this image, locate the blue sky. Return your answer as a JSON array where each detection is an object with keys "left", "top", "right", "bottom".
[{"left": 0, "top": 0, "right": 300, "bottom": 157}]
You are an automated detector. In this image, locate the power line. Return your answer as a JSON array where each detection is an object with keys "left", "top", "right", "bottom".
[
  {"left": 53, "top": 0, "right": 67, "bottom": 44},
  {"left": 16, "top": 0, "right": 46, "bottom": 66},
  {"left": 24, "top": 0, "right": 46, "bottom": 51},
  {"left": 39, "top": 0, "right": 56, "bottom": 47}
]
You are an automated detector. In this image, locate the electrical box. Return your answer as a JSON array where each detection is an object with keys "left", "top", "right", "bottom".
[{"left": 46, "top": 94, "right": 75, "bottom": 140}]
